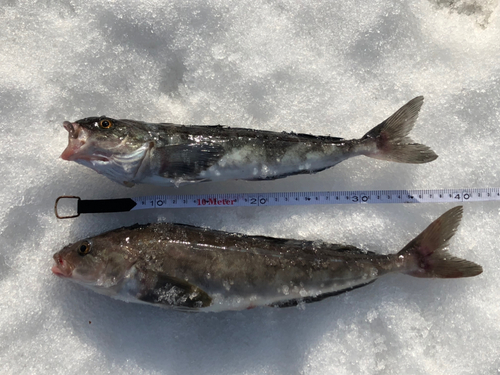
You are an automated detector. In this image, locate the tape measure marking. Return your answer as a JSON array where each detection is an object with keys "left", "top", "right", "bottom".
[{"left": 54, "top": 188, "right": 500, "bottom": 218}]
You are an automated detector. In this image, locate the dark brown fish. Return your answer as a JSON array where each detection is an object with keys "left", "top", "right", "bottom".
[{"left": 52, "top": 207, "right": 481, "bottom": 312}]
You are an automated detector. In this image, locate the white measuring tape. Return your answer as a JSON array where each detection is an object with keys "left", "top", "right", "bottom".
[{"left": 55, "top": 188, "right": 500, "bottom": 218}]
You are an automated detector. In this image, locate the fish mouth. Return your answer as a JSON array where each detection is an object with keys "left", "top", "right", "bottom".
[
  {"left": 61, "top": 121, "right": 86, "bottom": 161},
  {"left": 52, "top": 254, "right": 73, "bottom": 278},
  {"left": 60, "top": 121, "right": 109, "bottom": 162}
]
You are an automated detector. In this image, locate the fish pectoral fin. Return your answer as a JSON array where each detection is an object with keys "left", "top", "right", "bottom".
[
  {"left": 270, "top": 280, "right": 377, "bottom": 308},
  {"left": 138, "top": 272, "right": 212, "bottom": 308},
  {"left": 157, "top": 143, "right": 224, "bottom": 178}
]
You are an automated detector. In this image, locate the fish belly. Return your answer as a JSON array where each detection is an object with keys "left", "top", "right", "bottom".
[
  {"left": 201, "top": 275, "right": 380, "bottom": 312},
  {"left": 144, "top": 142, "right": 351, "bottom": 185},
  {"left": 113, "top": 267, "right": 380, "bottom": 312},
  {"left": 203, "top": 143, "right": 349, "bottom": 181}
]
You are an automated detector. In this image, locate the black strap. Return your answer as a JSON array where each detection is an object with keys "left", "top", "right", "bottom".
[
  {"left": 78, "top": 198, "right": 137, "bottom": 213},
  {"left": 55, "top": 196, "right": 138, "bottom": 219}
]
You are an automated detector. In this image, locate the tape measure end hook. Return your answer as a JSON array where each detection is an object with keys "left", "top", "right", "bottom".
[{"left": 55, "top": 196, "right": 81, "bottom": 219}]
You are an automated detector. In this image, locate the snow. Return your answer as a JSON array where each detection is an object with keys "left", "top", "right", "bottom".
[{"left": 1, "top": 0, "right": 499, "bottom": 374}]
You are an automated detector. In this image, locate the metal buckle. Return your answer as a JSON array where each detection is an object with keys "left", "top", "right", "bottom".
[{"left": 54, "top": 196, "right": 81, "bottom": 219}]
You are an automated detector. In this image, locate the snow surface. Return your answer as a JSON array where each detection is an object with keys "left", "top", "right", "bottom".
[{"left": 1, "top": 0, "right": 500, "bottom": 374}]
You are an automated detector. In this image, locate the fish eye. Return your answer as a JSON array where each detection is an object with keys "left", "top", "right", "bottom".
[
  {"left": 77, "top": 241, "right": 91, "bottom": 256},
  {"left": 99, "top": 119, "right": 113, "bottom": 129}
]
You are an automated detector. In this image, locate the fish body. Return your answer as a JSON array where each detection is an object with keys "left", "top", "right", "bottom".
[
  {"left": 52, "top": 207, "right": 482, "bottom": 312},
  {"left": 61, "top": 97, "right": 437, "bottom": 187}
]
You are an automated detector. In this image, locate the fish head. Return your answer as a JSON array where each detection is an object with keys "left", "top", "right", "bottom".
[
  {"left": 61, "top": 117, "right": 131, "bottom": 162},
  {"left": 60, "top": 117, "right": 154, "bottom": 185},
  {"left": 52, "top": 237, "right": 136, "bottom": 289}
]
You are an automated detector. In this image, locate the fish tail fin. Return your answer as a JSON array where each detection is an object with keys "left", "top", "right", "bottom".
[
  {"left": 360, "top": 96, "right": 438, "bottom": 164},
  {"left": 397, "top": 206, "right": 482, "bottom": 278}
]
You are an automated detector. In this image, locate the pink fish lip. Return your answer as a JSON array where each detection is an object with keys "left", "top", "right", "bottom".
[
  {"left": 60, "top": 145, "right": 109, "bottom": 162},
  {"left": 61, "top": 122, "right": 109, "bottom": 162},
  {"left": 61, "top": 121, "right": 85, "bottom": 161},
  {"left": 52, "top": 255, "right": 73, "bottom": 278},
  {"left": 60, "top": 140, "right": 83, "bottom": 161}
]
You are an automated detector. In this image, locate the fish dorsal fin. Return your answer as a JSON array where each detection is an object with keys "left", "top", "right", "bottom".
[{"left": 138, "top": 272, "right": 212, "bottom": 308}]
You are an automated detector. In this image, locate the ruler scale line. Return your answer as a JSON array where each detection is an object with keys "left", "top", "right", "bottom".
[{"left": 53, "top": 188, "right": 500, "bottom": 218}]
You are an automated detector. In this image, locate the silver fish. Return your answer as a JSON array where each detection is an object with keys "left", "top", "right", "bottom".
[
  {"left": 61, "top": 97, "right": 437, "bottom": 187},
  {"left": 51, "top": 207, "right": 481, "bottom": 312}
]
